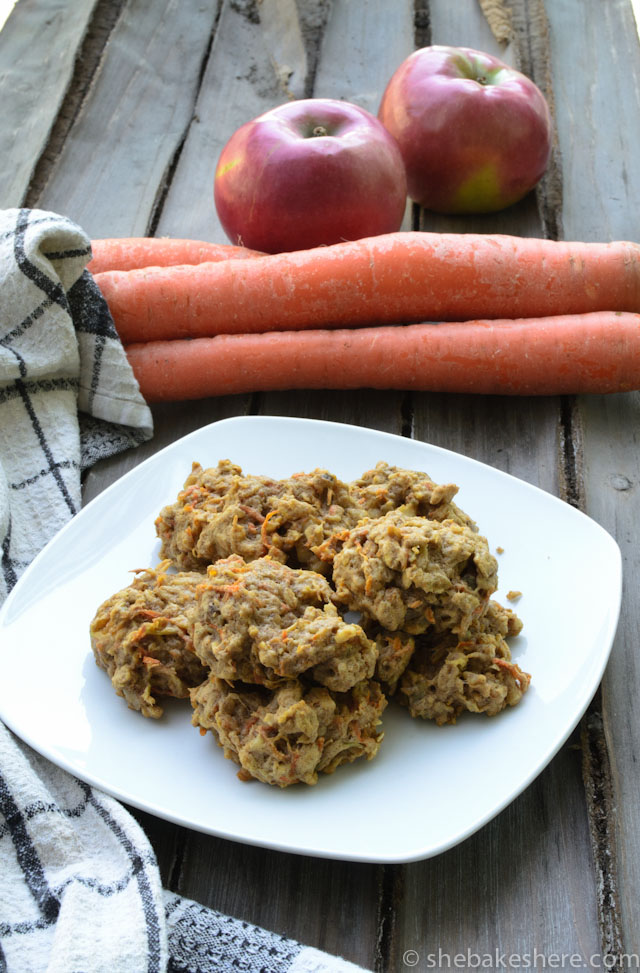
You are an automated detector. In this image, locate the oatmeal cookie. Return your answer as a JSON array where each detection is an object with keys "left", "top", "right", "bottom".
[
  {"left": 90, "top": 561, "right": 206, "bottom": 718},
  {"left": 191, "top": 676, "right": 386, "bottom": 787}
]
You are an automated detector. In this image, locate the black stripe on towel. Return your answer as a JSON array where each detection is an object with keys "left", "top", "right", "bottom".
[
  {"left": 0, "top": 770, "right": 60, "bottom": 927},
  {"left": 89, "top": 791, "right": 164, "bottom": 973}
]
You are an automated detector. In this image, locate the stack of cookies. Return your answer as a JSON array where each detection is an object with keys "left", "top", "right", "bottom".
[{"left": 90, "top": 460, "right": 530, "bottom": 788}]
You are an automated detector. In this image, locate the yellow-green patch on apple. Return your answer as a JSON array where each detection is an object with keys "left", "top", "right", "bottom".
[{"left": 378, "top": 45, "right": 552, "bottom": 214}]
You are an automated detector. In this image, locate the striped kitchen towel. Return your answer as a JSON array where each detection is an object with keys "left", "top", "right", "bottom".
[
  {"left": 0, "top": 209, "right": 371, "bottom": 973},
  {"left": 0, "top": 207, "right": 153, "bottom": 602}
]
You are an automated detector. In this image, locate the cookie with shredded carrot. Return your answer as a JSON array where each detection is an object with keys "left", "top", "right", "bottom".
[
  {"left": 155, "top": 459, "right": 364, "bottom": 574},
  {"left": 274, "top": 468, "right": 365, "bottom": 572},
  {"left": 90, "top": 561, "right": 207, "bottom": 718},
  {"left": 193, "top": 554, "right": 377, "bottom": 693},
  {"left": 480, "top": 597, "right": 524, "bottom": 639},
  {"left": 365, "top": 595, "right": 524, "bottom": 697},
  {"left": 155, "top": 459, "right": 279, "bottom": 571},
  {"left": 351, "top": 461, "right": 476, "bottom": 528},
  {"left": 364, "top": 626, "right": 416, "bottom": 694},
  {"left": 332, "top": 510, "right": 498, "bottom": 635},
  {"left": 396, "top": 627, "right": 530, "bottom": 726},
  {"left": 190, "top": 676, "right": 386, "bottom": 787}
]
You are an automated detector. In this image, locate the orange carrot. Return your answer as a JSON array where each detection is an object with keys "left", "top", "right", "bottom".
[
  {"left": 124, "top": 312, "right": 640, "bottom": 401},
  {"left": 87, "top": 237, "right": 263, "bottom": 275},
  {"left": 96, "top": 232, "right": 640, "bottom": 344}
]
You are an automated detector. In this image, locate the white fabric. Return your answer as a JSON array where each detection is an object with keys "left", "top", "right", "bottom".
[
  {"left": 0, "top": 207, "right": 153, "bottom": 600},
  {"left": 0, "top": 208, "right": 372, "bottom": 973},
  {"left": 290, "top": 947, "right": 374, "bottom": 973},
  {"left": 0, "top": 724, "right": 166, "bottom": 973}
]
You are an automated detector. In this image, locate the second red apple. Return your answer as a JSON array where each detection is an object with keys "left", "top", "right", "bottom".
[{"left": 378, "top": 45, "right": 552, "bottom": 214}]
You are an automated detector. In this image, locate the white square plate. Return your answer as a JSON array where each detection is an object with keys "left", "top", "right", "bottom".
[{"left": 0, "top": 416, "right": 622, "bottom": 863}]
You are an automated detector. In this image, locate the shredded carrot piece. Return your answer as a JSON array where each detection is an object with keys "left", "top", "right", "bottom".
[
  {"left": 260, "top": 509, "right": 279, "bottom": 552},
  {"left": 238, "top": 503, "right": 265, "bottom": 523},
  {"left": 215, "top": 583, "right": 242, "bottom": 595},
  {"left": 492, "top": 657, "right": 531, "bottom": 688}
]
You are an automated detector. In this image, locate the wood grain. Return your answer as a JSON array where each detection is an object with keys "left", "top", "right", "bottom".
[
  {"left": 546, "top": 0, "right": 640, "bottom": 243},
  {"left": 312, "top": 0, "right": 414, "bottom": 116},
  {"left": 397, "top": 748, "right": 600, "bottom": 968},
  {"left": 544, "top": 0, "right": 640, "bottom": 959},
  {"left": 0, "top": 0, "right": 99, "bottom": 207},
  {"left": 37, "top": 0, "right": 222, "bottom": 238},
  {"left": 174, "top": 837, "right": 382, "bottom": 970},
  {"left": 576, "top": 393, "right": 640, "bottom": 959},
  {"left": 153, "top": 0, "right": 300, "bottom": 242},
  {"left": 256, "top": 389, "right": 410, "bottom": 436}
]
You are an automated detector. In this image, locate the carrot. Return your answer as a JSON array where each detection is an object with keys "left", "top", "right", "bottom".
[
  {"left": 124, "top": 312, "right": 640, "bottom": 401},
  {"left": 87, "top": 237, "right": 263, "bottom": 275},
  {"left": 95, "top": 232, "right": 640, "bottom": 344}
]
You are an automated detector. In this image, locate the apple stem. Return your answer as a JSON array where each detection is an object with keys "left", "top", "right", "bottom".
[{"left": 312, "top": 125, "right": 328, "bottom": 137}]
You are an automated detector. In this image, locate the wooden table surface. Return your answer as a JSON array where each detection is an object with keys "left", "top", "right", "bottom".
[{"left": 2, "top": 0, "right": 640, "bottom": 969}]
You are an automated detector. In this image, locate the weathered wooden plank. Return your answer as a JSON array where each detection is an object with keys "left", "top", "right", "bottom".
[
  {"left": 410, "top": 393, "right": 560, "bottom": 490},
  {"left": 174, "top": 837, "right": 382, "bottom": 970},
  {"left": 544, "top": 0, "right": 640, "bottom": 959},
  {"left": 259, "top": 0, "right": 308, "bottom": 99},
  {"left": 312, "top": 0, "right": 414, "bottom": 116},
  {"left": 398, "top": 747, "right": 598, "bottom": 971},
  {"left": 153, "top": 0, "right": 311, "bottom": 242},
  {"left": 36, "top": 0, "right": 222, "bottom": 238},
  {"left": 429, "top": 0, "right": 504, "bottom": 50},
  {"left": 0, "top": 0, "right": 98, "bottom": 208},
  {"left": 546, "top": 0, "right": 640, "bottom": 243},
  {"left": 257, "top": 389, "right": 409, "bottom": 437},
  {"left": 575, "top": 392, "right": 640, "bottom": 963},
  {"left": 390, "top": 1, "right": 603, "bottom": 968}
]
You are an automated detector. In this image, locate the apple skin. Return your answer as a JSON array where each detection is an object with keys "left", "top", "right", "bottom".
[
  {"left": 378, "top": 45, "right": 552, "bottom": 214},
  {"left": 214, "top": 99, "right": 408, "bottom": 253}
]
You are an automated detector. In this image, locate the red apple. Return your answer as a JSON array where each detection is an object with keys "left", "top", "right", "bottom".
[
  {"left": 378, "top": 45, "right": 552, "bottom": 214},
  {"left": 214, "top": 98, "right": 407, "bottom": 253}
]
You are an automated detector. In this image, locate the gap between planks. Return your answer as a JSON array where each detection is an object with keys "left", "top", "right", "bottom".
[
  {"left": 25, "top": 0, "right": 127, "bottom": 208},
  {"left": 559, "top": 398, "right": 626, "bottom": 965}
]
